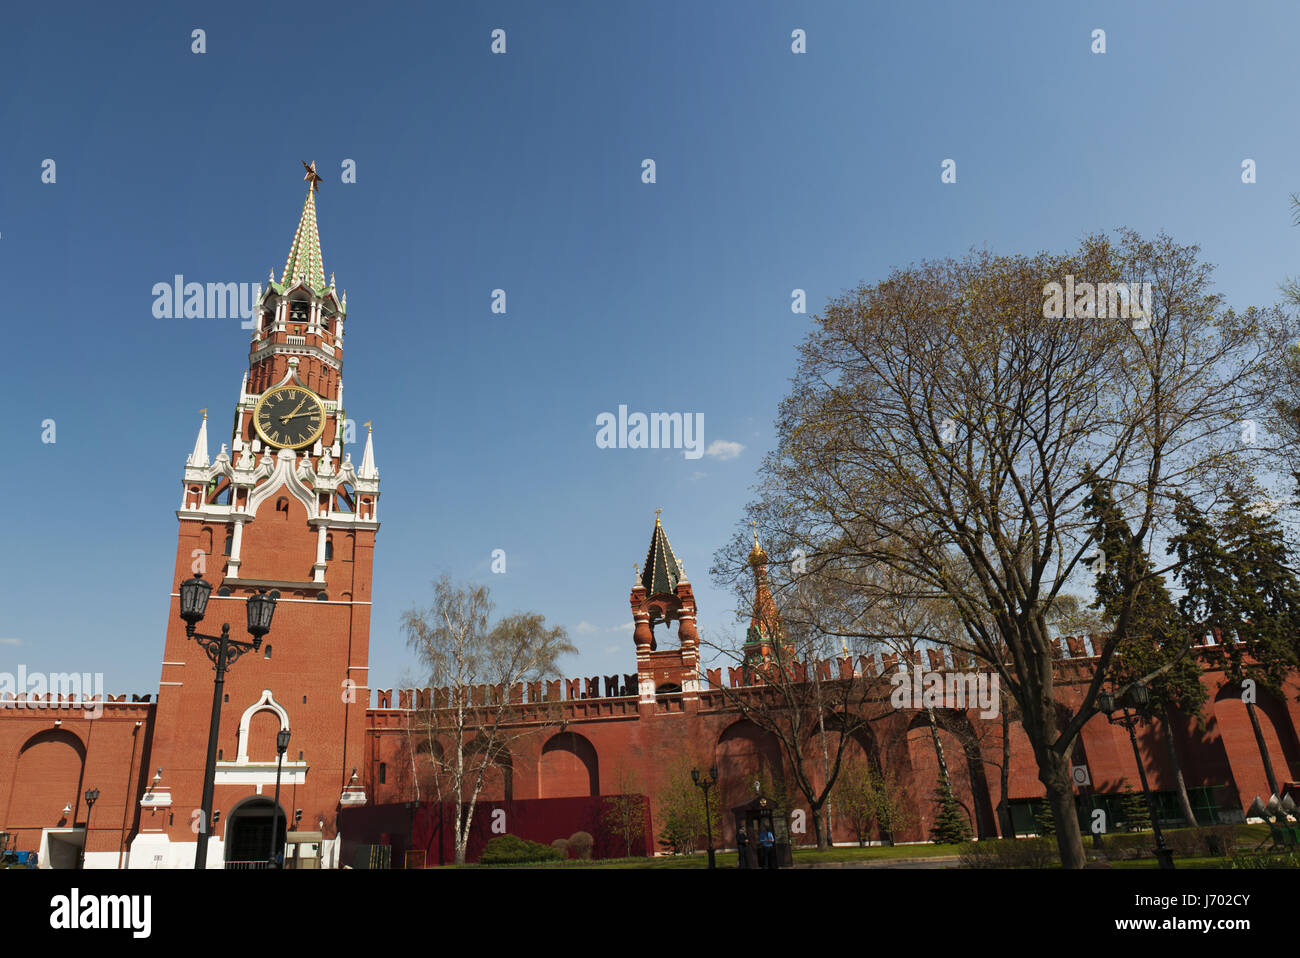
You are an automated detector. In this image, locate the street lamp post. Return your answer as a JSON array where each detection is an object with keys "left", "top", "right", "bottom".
[
  {"left": 1098, "top": 682, "right": 1174, "bottom": 870},
  {"left": 268, "top": 728, "right": 291, "bottom": 868},
  {"left": 79, "top": 788, "right": 99, "bottom": 870},
  {"left": 691, "top": 766, "right": 719, "bottom": 869},
  {"left": 178, "top": 573, "right": 276, "bottom": 870}
]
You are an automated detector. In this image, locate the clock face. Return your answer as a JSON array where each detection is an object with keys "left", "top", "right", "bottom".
[{"left": 253, "top": 385, "right": 326, "bottom": 449}]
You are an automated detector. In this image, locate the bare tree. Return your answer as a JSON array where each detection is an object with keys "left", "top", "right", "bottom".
[
  {"left": 401, "top": 576, "right": 575, "bottom": 864},
  {"left": 744, "top": 231, "right": 1287, "bottom": 867},
  {"left": 704, "top": 544, "right": 894, "bottom": 849}
]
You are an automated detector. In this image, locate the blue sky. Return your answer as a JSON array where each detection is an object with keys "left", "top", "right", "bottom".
[{"left": 2, "top": 0, "right": 1299, "bottom": 695}]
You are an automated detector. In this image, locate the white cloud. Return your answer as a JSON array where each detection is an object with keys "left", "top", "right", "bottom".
[
  {"left": 612, "top": 622, "right": 634, "bottom": 632},
  {"left": 0, "top": 638, "right": 20, "bottom": 646},
  {"left": 574, "top": 621, "right": 599, "bottom": 635},
  {"left": 705, "top": 439, "right": 744, "bottom": 461}
]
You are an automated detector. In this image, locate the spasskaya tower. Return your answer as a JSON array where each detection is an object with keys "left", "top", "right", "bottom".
[{"left": 131, "top": 168, "right": 379, "bottom": 868}]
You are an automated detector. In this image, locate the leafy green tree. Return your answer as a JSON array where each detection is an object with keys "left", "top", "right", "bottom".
[
  {"left": 1032, "top": 802, "right": 1056, "bottom": 837},
  {"left": 601, "top": 763, "right": 648, "bottom": 857},
  {"left": 1115, "top": 780, "right": 1149, "bottom": 832},
  {"left": 1170, "top": 486, "right": 1300, "bottom": 796},
  {"left": 930, "top": 779, "right": 972, "bottom": 844},
  {"left": 653, "top": 756, "right": 723, "bottom": 856},
  {"left": 830, "top": 753, "right": 877, "bottom": 845},
  {"left": 1085, "top": 479, "right": 1207, "bottom": 825},
  {"left": 724, "top": 230, "right": 1287, "bottom": 868}
]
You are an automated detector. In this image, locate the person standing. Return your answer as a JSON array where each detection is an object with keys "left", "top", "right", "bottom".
[
  {"left": 758, "top": 823, "right": 775, "bottom": 869},
  {"left": 737, "top": 825, "right": 750, "bottom": 869}
]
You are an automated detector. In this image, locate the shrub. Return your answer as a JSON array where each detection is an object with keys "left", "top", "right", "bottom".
[
  {"left": 958, "top": 837, "right": 1057, "bottom": 868},
  {"left": 1230, "top": 850, "right": 1300, "bottom": 869},
  {"left": 551, "top": 838, "right": 569, "bottom": 858},
  {"left": 1099, "top": 833, "right": 1149, "bottom": 860},
  {"left": 567, "top": 831, "right": 594, "bottom": 860},
  {"left": 479, "top": 834, "right": 563, "bottom": 865}
]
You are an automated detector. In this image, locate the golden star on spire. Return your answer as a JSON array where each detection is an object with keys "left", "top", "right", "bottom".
[{"left": 302, "top": 160, "right": 323, "bottom": 193}]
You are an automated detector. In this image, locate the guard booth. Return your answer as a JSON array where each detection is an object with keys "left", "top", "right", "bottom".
[
  {"left": 284, "top": 832, "right": 323, "bottom": 870},
  {"left": 732, "top": 795, "right": 792, "bottom": 869}
]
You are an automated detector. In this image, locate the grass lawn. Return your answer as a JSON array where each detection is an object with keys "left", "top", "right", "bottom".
[
  {"left": 461, "top": 841, "right": 963, "bottom": 869},
  {"left": 439, "top": 824, "right": 1284, "bottom": 869},
  {"left": 791, "top": 842, "right": 962, "bottom": 865}
]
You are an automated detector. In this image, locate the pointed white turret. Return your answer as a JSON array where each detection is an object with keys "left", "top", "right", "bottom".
[
  {"left": 358, "top": 423, "right": 378, "bottom": 480},
  {"left": 187, "top": 412, "right": 210, "bottom": 468}
]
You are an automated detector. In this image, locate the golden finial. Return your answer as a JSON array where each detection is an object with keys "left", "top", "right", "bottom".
[
  {"left": 302, "top": 160, "right": 323, "bottom": 192},
  {"left": 199, "top": 407, "right": 207, "bottom": 418},
  {"left": 363, "top": 420, "right": 372, "bottom": 431},
  {"left": 748, "top": 521, "right": 769, "bottom": 568},
  {"left": 655, "top": 507, "right": 662, "bottom": 525}
]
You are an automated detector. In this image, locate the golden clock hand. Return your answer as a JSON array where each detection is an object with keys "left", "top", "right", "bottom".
[{"left": 280, "top": 399, "right": 307, "bottom": 423}]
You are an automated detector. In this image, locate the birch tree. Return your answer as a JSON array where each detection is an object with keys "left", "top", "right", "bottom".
[{"left": 401, "top": 576, "right": 574, "bottom": 864}]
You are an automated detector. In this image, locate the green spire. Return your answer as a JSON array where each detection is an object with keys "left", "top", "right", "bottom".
[
  {"left": 280, "top": 188, "right": 326, "bottom": 291},
  {"left": 641, "top": 514, "right": 684, "bottom": 596}
]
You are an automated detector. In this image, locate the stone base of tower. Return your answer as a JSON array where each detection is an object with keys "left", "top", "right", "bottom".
[{"left": 124, "top": 831, "right": 343, "bottom": 869}]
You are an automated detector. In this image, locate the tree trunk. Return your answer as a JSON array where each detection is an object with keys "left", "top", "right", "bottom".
[
  {"left": 808, "top": 801, "right": 825, "bottom": 849},
  {"left": 1040, "top": 752, "right": 1086, "bottom": 869},
  {"left": 926, "top": 707, "right": 953, "bottom": 787},
  {"left": 1162, "top": 707, "right": 1197, "bottom": 826},
  {"left": 1245, "top": 699, "right": 1281, "bottom": 798},
  {"left": 997, "top": 702, "right": 1014, "bottom": 839}
]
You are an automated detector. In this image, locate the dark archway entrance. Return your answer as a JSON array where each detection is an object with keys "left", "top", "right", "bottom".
[{"left": 224, "top": 798, "right": 286, "bottom": 867}]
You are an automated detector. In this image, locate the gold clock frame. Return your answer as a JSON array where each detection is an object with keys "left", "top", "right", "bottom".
[{"left": 252, "top": 385, "right": 327, "bottom": 449}]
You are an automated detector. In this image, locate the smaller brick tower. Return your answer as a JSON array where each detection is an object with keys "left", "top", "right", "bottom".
[
  {"left": 742, "top": 527, "right": 783, "bottom": 678},
  {"left": 630, "top": 512, "right": 700, "bottom": 709}
]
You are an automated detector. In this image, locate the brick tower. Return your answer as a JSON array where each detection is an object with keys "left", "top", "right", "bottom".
[
  {"left": 130, "top": 176, "right": 379, "bottom": 868},
  {"left": 630, "top": 513, "right": 700, "bottom": 709}
]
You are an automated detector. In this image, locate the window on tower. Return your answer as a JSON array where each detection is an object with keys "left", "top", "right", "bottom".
[
  {"left": 325, "top": 535, "right": 334, "bottom": 560},
  {"left": 223, "top": 533, "right": 233, "bottom": 556}
]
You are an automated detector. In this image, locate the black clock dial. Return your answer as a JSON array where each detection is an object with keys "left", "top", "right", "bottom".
[{"left": 254, "top": 386, "right": 325, "bottom": 449}]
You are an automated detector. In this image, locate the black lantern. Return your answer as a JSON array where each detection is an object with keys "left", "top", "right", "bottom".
[
  {"left": 178, "top": 579, "right": 275, "bottom": 869},
  {"left": 691, "top": 766, "right": 720, "bottom": 869},
  {"left": 1098, "top": 683, "right": 1173, "bottom": 869},
  {"left": 79, "top": 788, "right": 99, "bottom": 871},
  {"left": 179, "top": 574, "right": 213, "bottom": 628},
  {"left": 268, "top": 728, "right": 293, "bottom": 867},
  {"left": 246, "top": 590, "right": 277, "bottom": 640}
]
